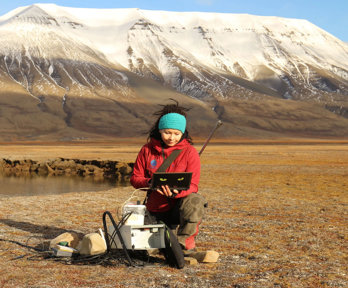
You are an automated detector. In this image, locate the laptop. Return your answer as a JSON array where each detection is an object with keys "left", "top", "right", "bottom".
[{"left": 150, "top": 172, "right": 192, "bottom": 191}]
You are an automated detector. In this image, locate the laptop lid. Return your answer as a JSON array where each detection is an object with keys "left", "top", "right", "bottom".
[{"left": 150, "top": 172, "right": 192, "bottom": 191}]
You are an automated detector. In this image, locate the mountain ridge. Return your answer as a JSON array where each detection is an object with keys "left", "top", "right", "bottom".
[{"left": 0, "top": 4, "right": 347, "bottom": 141}]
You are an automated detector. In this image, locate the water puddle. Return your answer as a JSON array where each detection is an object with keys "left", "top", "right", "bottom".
[{"left": 0, "top": 174, "right": 129, "bottom": 197}]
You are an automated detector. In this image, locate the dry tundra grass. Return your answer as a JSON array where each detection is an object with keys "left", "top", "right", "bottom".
[{"left": 0, "top": 140, "right": 347, "bottom": 287}]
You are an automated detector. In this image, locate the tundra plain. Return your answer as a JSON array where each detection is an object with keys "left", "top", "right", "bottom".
[{"left": 0, "top": 140, "right": 347, "bottom": 288}]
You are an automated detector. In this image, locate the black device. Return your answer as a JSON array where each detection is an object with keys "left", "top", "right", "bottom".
[{"left": 150, "top": 172, "right": 192, "bottom": 191}]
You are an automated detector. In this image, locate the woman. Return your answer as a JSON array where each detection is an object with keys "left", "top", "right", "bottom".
[{"left": 130, "top": 100, "right": 206, "bottom": 253}]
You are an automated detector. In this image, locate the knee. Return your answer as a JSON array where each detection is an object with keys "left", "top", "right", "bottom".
[{"left": 179, "top": 193, "right": 207, "bottom": 222}]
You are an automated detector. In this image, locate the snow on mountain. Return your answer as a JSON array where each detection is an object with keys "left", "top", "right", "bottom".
[
  {"left": 1, "top": 3, "right": 347, "bottom": 101},
  {"left": 0, "top": 4, "right": 347, "bottom": 139},
  {"left": 0, "top": 4, "right": 130, "bottom": 101}
]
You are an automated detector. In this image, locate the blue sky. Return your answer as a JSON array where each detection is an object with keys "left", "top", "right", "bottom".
[{"left": 1, "top": 0, "right": 347, "bottom": 42}]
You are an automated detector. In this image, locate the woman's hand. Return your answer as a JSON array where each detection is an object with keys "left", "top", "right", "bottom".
[{"left": 156, "top": 185, "right": 179, "bottom": 198}]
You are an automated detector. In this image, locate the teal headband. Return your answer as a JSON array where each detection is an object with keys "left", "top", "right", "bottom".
[{"left": 158, "top": 113, "right": 186, "bottom": 134}]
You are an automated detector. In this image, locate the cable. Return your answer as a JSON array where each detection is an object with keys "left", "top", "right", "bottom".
[
  {"left": 0, "top": 236, "right": 51, "bottom": 261},
  {"left": 117, "top": 188, "right": 148, "bottom": 220},
  {"left": 123, "top": 188, "right": 148, "bottom": 206},
  {"left": 0, "top": 237, "right": 46, "bottom": 253},
  {"left": 0, "top": 190, "right": 164, "bottom": 268},
  {"left": 102, "top": 210, "right": 134, "bottom": 267},
  {"left": 0, "top": 226, "right": 162, "bottom": 268}
]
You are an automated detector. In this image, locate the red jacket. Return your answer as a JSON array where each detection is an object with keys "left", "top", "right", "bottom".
[{"left": 130, "top": 138, "right": 200, "bottom": 212}]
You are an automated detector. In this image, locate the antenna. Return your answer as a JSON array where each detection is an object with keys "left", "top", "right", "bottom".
[{"left": 198, "top": 120, "right": 223, "bottom": 156}]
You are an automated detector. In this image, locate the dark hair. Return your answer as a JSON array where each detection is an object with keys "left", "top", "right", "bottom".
[{"left": 147, "top": 99, "right": 193, "bottom": 144}]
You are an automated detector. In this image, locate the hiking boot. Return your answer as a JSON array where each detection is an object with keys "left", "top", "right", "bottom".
[
  {"left": 183, "top": 248, "right": 197, "bottom": 257},
  {"left": 183, "top": 248, "right": 219, "bottom": 263}
]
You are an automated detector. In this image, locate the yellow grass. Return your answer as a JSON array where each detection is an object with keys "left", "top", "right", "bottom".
[{"left": 0, "top": 141, "right": 347, "bottom": 287}]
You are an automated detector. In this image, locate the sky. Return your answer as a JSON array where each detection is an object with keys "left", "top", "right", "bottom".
[{"left": 0, "top": 0, "right": 347, "bottom": 42}]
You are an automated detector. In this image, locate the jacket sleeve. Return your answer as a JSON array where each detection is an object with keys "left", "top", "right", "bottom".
[
  {"left": 130, "top": 146, "right": 151, "bottom": 189},
  {"left": 174, "top": 146, "right": 200, "bottom": 198}
]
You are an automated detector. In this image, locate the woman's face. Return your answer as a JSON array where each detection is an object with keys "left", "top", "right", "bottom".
[{"left": 159, "top": 129, "right": 183, "bottom": 146}]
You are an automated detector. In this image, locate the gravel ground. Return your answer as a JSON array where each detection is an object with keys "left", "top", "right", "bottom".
[{"left": 0, "top": 143, "right": 347, "bottom": 287}]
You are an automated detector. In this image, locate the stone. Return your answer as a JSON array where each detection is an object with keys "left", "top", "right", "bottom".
[{"left": 49, "top": 232, "right": 80, "bottom": 249}]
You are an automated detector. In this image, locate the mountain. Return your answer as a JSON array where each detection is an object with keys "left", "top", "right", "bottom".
[{"left": 0, "top": 4, "right": 347, "bottom": 141}]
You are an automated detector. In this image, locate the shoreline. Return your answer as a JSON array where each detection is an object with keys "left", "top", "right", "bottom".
[{"left": 0, "top": 157, "right": 133, "bottom": 182}]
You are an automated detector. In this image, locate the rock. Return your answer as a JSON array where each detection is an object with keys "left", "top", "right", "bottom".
[
  {"left": 0, "top": 159, "right": 5, "bottom": 172},
  {"left": 0, "top": 157, "right": 133, "bottom": 182},
  {"left": 184, "top": 257, "right": 198, "bottom": 265},
  {"left": 49, "top": 231, "right": 80, "bottom": 249},
  {"left": 184, "top": 250, "right": 219, "bottom": 263},
  {"left": 37, "top": 161, "right": 48, "bottom": 175},
  {"left": 45, "top": 162, "right": 55, "bottom": 174},
  {"left": 77, "top": 233, "right": 107, "bottom": 256},
  {"left": 116, "top": 162, "right": 133, "bottom": 175}
]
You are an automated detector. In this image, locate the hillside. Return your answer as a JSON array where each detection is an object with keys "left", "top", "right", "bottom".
[{"left": 0, "top": 4, "right": 347, "bottom": 141}]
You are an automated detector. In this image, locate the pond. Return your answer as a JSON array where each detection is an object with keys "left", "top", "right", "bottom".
[{"left": 0, "top": 174, "right": 129, "bottom": 197}]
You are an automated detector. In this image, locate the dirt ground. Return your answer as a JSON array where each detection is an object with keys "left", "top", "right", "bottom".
[{"left": 0, "top": 140, "right": 347, "bottom": 288}]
